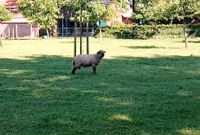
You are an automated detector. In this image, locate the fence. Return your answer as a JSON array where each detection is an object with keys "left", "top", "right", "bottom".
[{"left": 57, "top": 27, "right": 94, "bottom": 37}]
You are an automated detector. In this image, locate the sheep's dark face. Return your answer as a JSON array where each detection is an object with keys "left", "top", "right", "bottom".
[{"left": 97, "top": 50, "right": 106, "bottom": 58}]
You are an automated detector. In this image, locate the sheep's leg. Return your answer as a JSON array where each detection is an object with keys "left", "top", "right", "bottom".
[{"left": 92, "top": 65, "right": 96, "bottom": 74}]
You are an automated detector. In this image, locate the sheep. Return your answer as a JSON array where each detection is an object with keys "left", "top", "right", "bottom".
[{"left": 71, "top": 50, "right": 106, "bottom": 74}]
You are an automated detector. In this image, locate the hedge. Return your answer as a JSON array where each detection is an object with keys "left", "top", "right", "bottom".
[{"left": 99, "top": 24, "right": 200, "bottom": 39}]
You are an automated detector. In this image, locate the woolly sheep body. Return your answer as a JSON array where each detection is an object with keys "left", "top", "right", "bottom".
[{"left": 71, "top": 50, "right": 105, "bottom": 74}]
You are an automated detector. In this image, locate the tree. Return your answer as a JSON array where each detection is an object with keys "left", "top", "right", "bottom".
[
  {"left": 17, "top": 0, "right": 61, "bottom": 37},
  {"left": 64, "top": 0, "right": 92, "bottom": 55},
  {"left": 64, "top": 0, "right": 116, "bottom": 55},
  {"left": 0, "top": 4, "right": 12, "bottom": 46},
  {"left": 137, "top": 0, "right": 200, "bottom": 48},
  {"left": 178, "top": 0, "right": 200, "bottom": 48},
  {"left": 90, "top": 0, "right": 116, "bottom": 39}
]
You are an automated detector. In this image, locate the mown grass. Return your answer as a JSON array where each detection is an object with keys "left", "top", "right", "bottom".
[{"left": 0, "top": 38, "right": 200, "bottom": 135}]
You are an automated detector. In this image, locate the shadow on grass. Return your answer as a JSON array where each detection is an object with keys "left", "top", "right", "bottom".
[
  {"left": 188, "top": 40, "right": 200, "bottom": 43},
  {"left": 124, "top": 45, "right": 166, "bottom": 49},
  {"left": 179, "top": 40, "right": 200, "bottom": 44},
  {"left": 0, "top": 55, "right": 200, "bottom": 135}
]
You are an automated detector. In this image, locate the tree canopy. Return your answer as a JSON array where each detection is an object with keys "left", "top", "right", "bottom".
[
  {"left": 0, "top": 4, "right": 12, "bottom": 22},
  {"left": 17, "top": 0, "right": 61, "bottom": 36},
  {"left": 0, "top": 4, "right": 12, "bottom": 45},
  {"left": 133, "top": 0, "right": 200, "bottom": 23}
]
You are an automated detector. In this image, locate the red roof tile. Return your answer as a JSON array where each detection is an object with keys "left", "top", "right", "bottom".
[{"left": 5, "top": 0, "right": 18, "bottom": 12}]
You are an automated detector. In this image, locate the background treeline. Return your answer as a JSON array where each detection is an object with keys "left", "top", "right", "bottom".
[{"left": 98, "top": 24, "right": 200, "bottom": 39}]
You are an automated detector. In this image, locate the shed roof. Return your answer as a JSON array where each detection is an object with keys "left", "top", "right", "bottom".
[{"left": 2, "top": 13, "right": 31, "bottom": 24}]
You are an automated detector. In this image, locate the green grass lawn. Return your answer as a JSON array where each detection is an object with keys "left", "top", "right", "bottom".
[{"left": 0, "top": 38, "right": 200, "bottom": 135}]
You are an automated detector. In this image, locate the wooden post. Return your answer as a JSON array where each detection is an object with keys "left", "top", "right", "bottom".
[
  {"left": 183, "top": 23, "right": 188, "bottom": 49},
  {"left": 80, "top": 6, "right": 83, "bottom": 54},
  {"left": 99, "top": 20, "right": 102, "bottom": 39},
  {"left": 86, "top": 21, "right": 89, "bottom": 54}
]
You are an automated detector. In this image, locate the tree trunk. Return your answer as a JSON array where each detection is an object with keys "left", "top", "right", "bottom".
[
  {"left": 0, "top": 35, "right": 2, "bottom": 46},
  {"left": 46, "top": 28, "right": 49, "bottom": 38},
  {"left": 180, "top": 0, "right": 188, "bottom": 49},
  {"left": 183, "top": 24, "right": 188, "bottom": 49},
  {"left": 132, "top": 0, "right": 136, "bottom": 12},
  {"left": 170, "top": 17, "right": 173, "bottom": 24},
  {"left": 183, "top": 16, "right": 188, "bottom": 48},
  {"left": 0, "top": 23, "right": 2, "bottom": 46},
  {"left": 51, "top": 26, "right": 57, "bottom": 37},
  {"left": 99, "top": 20, "right": 102, "bottom": 40}
]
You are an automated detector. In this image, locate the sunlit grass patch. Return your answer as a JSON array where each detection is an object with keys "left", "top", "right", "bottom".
[{"left": 108, "top": 113, "right": 133, "bottom": 122}]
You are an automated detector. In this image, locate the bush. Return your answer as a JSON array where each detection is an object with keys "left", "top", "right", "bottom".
[
  {"left": 101, "top": 24, "right": 157, "bottom": 39},
  {"left": 156, "top": 24, "right": 184, "bottom": 38},
  {"left": 99, "top": 24, "right": 200, "bottom": 39}
]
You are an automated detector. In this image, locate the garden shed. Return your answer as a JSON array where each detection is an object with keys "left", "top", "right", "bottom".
[{"left": 0, "top": 0, "right": 39, "bottom": 39}]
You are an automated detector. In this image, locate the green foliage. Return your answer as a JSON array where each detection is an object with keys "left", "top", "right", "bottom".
[
  {"left": 89, "top": 0, "right": 116, "bottom": 22},
  {"left": 63, "top": 0, "right": 92, "bottom": 23},
  {"left": 62, "top": 0, "right": 117, "bottom": 23},
  {"left": 100, "top": 24, "right": 200, "bottom": 39},
  {"left": 133, "top": 0, "right": 200, "bottom": 22},
  {"left": 0, "top": 4, "right": 12, "bottom": 45},
  {"left": 100, "top": 24, "right": 157, "bottom": 39},
  {"left": 17, "top": 0, "right": 61, "bottom": 29},
  {"left": 0, "top": 4, "right": 12, "bottom": 22}
]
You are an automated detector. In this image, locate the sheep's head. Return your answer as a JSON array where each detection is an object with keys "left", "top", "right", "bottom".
[{"left": 97, "top": 50, "right": 106, "bottom": 58}]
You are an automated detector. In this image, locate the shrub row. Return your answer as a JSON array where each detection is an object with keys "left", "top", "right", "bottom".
[{"left": 100, "top": 24, "right": 200, "bottom": 39}]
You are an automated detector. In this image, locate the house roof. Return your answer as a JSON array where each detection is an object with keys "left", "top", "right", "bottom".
[
  {"left": 1, "top": 0, "right": 31, "bottom": 24},
  {"left": 5, "top": 0, "right": 18, "bottom": 12},
  {"left": 2, "top": 13, "right": 31, "bottom": 24}
]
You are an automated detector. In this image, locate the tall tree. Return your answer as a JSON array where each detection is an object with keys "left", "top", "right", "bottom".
[
  {"left": 139, "top": 0, "right": 200, "bottom": 48},
  {"left": 17, "top": 0, "right": 61, "bottom": 37},
  {"left": 178, "top": 0, "right": 200, "bottom": 48},
  {"left": 90, "top": 0, "right": 116, "bottom": 39},
  {"left": 65, "top": 0, "right": 116, "bottom": 55},
  {"left": 0, "top": 4, "right": 12, "bottom": 46},
  {"left": 64, "top": 0, "right": 92, "bottom": 54}
]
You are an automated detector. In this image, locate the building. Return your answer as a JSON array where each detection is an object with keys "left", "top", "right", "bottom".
[{"left": 0, "top": 0, "right": 39, "bottom": 39}]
